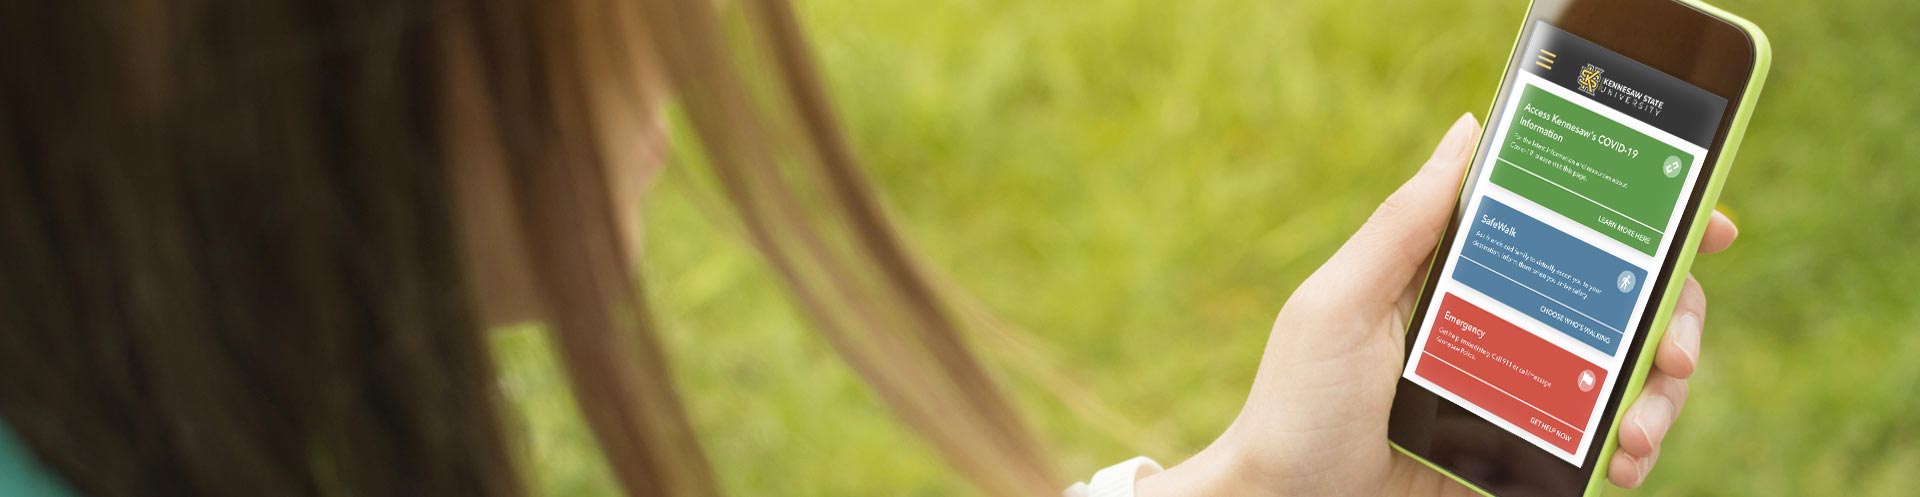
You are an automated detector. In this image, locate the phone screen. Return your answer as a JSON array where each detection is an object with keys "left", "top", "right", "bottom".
[{"left": 1399, "top": 21, "right": 1727, "bottom": 465}]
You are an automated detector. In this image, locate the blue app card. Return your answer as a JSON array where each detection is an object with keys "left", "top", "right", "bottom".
[{"left": 1452, "top": 198, "right": 1647, "bottom": 356}]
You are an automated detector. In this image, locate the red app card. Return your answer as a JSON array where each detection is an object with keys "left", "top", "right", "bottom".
[{"left": 1414, "top": 293, "right": 1608, "bottom": 454}]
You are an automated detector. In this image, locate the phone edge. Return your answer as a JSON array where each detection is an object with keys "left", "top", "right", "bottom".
[{"left": 1383, "top": 0, "right": 1537, "bottom": 494}]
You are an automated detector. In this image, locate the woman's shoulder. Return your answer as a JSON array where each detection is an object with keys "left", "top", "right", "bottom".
[{"left": 0, "top": 420, "right": 81, "bottom": 497}]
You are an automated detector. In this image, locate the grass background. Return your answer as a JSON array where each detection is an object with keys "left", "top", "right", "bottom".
[{"left": 495, "top": 0, "right": 1920, "bottom": 495}]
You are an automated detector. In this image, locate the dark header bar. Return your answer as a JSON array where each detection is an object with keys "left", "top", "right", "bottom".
[{"left": 1522, "top": 22, "right": 1727, "bottom": 148}]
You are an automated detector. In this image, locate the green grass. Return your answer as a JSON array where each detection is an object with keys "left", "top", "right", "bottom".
[{"left": 495, "top": 0, "right": 1920, "bottom": 495}]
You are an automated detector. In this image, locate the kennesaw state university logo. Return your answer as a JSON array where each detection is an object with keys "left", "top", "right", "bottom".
[{"left": 1577, "top": 63, "right": 1604, "bottom": 95}]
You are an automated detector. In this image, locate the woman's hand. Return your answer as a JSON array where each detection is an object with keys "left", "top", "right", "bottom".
[{"left": 1136, "top": 114, "right": 1738, "bottom": 497}]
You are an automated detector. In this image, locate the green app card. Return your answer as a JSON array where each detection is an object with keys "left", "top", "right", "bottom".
[{"left": 1490, "top": 85, "right": 1693, "bottom": 256}]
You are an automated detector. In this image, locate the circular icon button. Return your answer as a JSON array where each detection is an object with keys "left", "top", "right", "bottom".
[
  {"left": 1617, "top": 271, "right": 1637, "bottom": 293},
  {"left": 1663, "top": 155, "right": 1684, "bottom": 178},
  {"left": 1578, "top": 370, "right": 1597, "bottom": 392}
]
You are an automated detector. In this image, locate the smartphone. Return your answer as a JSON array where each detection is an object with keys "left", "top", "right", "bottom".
[{"left": 1386, "top": 1, "right": 1769, "bottom": 495}]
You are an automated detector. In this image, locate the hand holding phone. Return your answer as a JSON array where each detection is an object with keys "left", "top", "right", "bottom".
[
  {"left": 1133, "top": 116, "right": 1737, "bottom": 497},
  {"left": 1138, "top": 2, "right": 1764, "bottom": 495},
  {"left": 1385, "top": 1, "right": 1766, "bottom": 496}
]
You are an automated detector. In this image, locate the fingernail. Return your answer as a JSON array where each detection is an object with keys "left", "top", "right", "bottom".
[
  {"left": 1673, "top": 313, "right": 1701, "bottom": 367},
  {"left": 1452, "top": 113, "right": 1479, "bottom": 159},
  {"left": 1632, "top": 415, "right": 1658, "bottom": 451},
  {"left": 1637, "top": 455, "right": 1653, "bottom": 484},
  {"left": 1432, "top": 113, "right": 1478, "bottom": 162}
]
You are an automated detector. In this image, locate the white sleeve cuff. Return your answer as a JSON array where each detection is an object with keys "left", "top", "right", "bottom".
[{"left": 1064, "top": 456, "right": 1163, "bottom": 497}]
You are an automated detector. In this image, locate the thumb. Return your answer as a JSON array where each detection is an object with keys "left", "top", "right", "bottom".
[{"left": 1312, "top": 113, "right": 1479, "bottom": 304}]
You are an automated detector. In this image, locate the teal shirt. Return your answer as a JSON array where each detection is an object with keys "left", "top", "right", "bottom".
[{"left": 0, "top": 422, "right": 78, "bottom": 497}]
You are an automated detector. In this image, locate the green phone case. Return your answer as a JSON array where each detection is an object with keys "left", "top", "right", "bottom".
[{"left": 1388, "top": 1, "right": 1771, "bottom": 495}]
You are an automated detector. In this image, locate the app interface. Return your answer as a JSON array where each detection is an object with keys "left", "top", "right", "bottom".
[{"left": 1402, "top": 22, "right": 1727, "bottom": 465}]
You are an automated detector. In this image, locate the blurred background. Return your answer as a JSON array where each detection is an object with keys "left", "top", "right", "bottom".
[{"left": 494, "top": 0, "right": 1920, "bottom": 495}]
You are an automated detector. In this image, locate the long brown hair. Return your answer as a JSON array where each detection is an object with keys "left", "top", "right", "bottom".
[{"left": 0, "top": 0, "right": 1057, "bottom": 496}]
